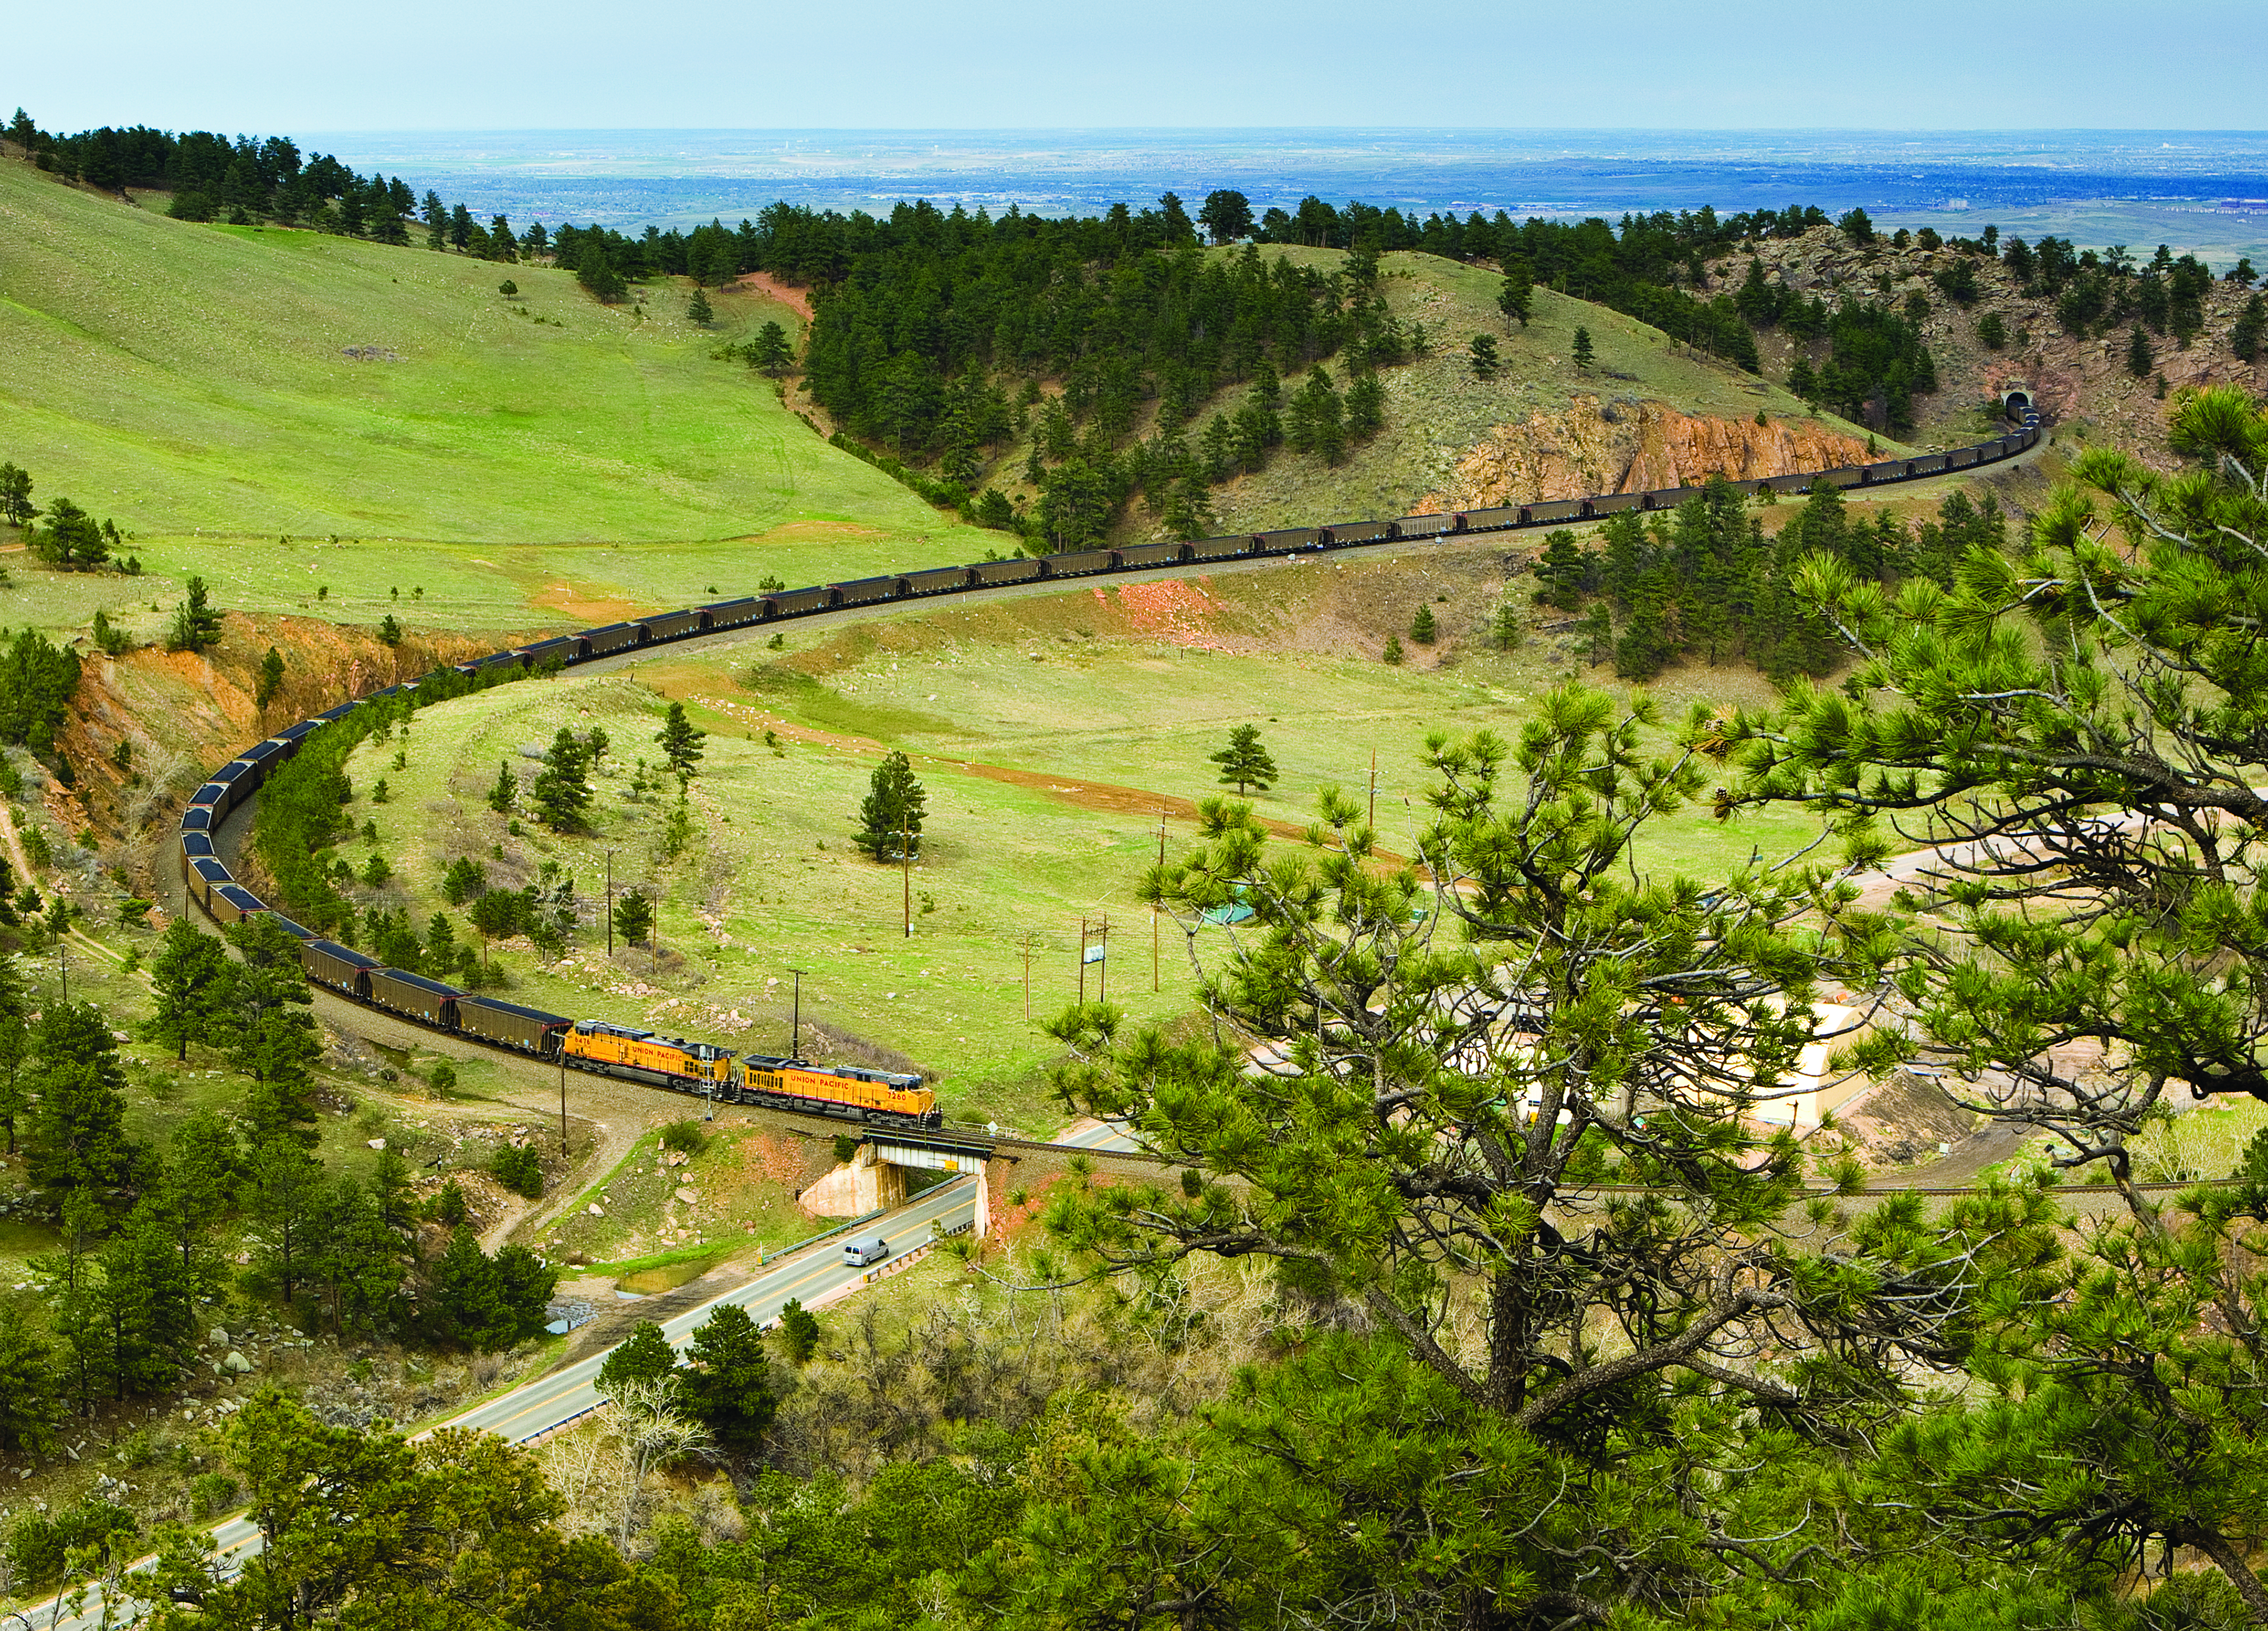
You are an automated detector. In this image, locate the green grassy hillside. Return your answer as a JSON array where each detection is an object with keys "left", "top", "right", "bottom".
[
  {"left": 0, "top": 161, "right": 995, "bottom": 624},
  {"left": 320, "top": 540, "right": 1848, "bottom": 1128}
]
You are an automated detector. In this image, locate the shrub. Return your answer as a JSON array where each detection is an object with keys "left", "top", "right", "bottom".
[
  {"left": 777, "top": 1298, "right": 820, "bottom": 1365},
  {"left": 661, "top": 1119, "right": 708, "bottom": 1157},
  {"left": 189, "top": 1472, "right": 238, "bottom": 1517},
  {"left": 432, "top": 1178, "right": 467, "bottom": 1226},
  {"left": 491, "top": 1143, "right": 543, "bottom": 1199}
]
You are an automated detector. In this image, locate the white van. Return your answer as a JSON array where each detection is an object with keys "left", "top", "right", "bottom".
[{"left": 843, "top": 1237, "right": 889, "bottom": 1268}]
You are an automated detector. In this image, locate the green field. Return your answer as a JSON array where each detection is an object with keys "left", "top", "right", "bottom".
[
  {"left": 0, "top": 160, "right": 996, "bottom": 628},
  {"left": 329, "top": 540, "right": 1837, "bottom": 1131}
]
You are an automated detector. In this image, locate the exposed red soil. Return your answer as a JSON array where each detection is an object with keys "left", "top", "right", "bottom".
[{"left": 727, "top": 271, "right": 815, "bottom": 322}]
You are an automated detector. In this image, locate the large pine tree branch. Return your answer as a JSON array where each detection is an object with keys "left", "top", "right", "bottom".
[{"left": 1510, "top": 1281, "right": 1793, "bottom": 1432}]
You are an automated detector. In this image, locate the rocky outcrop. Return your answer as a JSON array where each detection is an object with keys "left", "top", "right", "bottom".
[{"left": 1419, "top": 399, "right": 1873, "bottom": 512}]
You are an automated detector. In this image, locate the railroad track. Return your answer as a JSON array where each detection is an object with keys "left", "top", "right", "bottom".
[{"left": 173, "top": 419, "right": 2046, "bottom": 1148}]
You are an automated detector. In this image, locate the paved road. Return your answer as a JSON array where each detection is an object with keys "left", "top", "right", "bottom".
[
  {"left": 24, "top": 1121, "right": 1156, "bottom": 1628},
  {"left": 29, "top": 1175, "right": 985, "bottom": 1629}
]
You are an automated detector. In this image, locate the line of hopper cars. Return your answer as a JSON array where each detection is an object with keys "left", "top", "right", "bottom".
[{"left": 175, "top": 424, "right": 2040, "bottom": 1121}]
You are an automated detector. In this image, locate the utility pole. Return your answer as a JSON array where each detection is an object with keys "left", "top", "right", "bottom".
[
  {"left": 1078, "top": 917, "right": 1088, "bottom": 1006},
  {"left": 604, "top": 848, "right": 615, "bottom": 955},
  {"left": 1098, "top": 915, "right": 1108, "bottom": 1003},
  {"left": 1368, "top": 748, "right": 1377, "bottom": 833},
  {"left": 558, "top": 1050, "right": 568, "bottom": 1155},
  {"left": 789, "top": 969, "right": 802, "bottom": 1060}
]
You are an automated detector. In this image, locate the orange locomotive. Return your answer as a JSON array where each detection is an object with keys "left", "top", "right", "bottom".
[
  {"left": 561, "top": 1021, "right": 734, "bottom": 1092},
  {"left": 734, "top": 1053, "right": 939, "bottom": 1128}
]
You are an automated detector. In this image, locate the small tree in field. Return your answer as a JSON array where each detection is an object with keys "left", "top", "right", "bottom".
[
  {"left": 612, "top": 887, "right": 655, "bottom": 949},
  {"left": 1209, "top": 725, "right": 1277, "bottom": 796},
  {"left": 168, "top": 576, "right": 222, "bottom": 653},
  {"left": 1468, "top": 333, "right": 1500, "bottom": 380},
  {"left": 1411, "top": 605, "right": 1438, "bottom": 645},
  {"left": 750, "top": 321, "right": 793, "bottom": 376},
  {"left": 687, "top": 287, "right": 713, "bottom": 325},
  {"left": 1572, "top": 327, "right": 1595, "bottom": 370},
  {"left": 531, "top": 729, "right": 592, "bottom": 832},
  {"left": 1497, "top": 266, "right": 1533, "bottom": 330},
  {"left": 254, "top": 647, "right": 285, "bottom": 713},
  {"left": 655, "top": 701, "right": 705, "bottom": 781},
  {"left": 855, "top": 752, "right": 927, "bottom": 862}
]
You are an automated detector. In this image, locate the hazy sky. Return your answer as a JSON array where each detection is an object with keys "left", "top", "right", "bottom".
[{"left": 12, "top": 0, "right": 2266, "bottom": 134}]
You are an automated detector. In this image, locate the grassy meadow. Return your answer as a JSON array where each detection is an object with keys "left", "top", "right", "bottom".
[
  {"left": 0, "top": 160, "right": 996, "bottom": 629},
  {"left": 332, "top": 539, "right": 1846, "bottom": 1133}
]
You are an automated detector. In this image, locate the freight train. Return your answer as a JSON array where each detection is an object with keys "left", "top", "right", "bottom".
[{"left": 175, "top": 422, "right": 2043, "bottom": 1121}]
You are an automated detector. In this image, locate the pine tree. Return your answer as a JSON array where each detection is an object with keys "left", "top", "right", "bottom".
[
  {"left": 2234, "top": 295, "right": 2266, "bottom": 364},
  {"left": 254, "top": 647, "right": 285, "bottom": 713},
  {"left": 167, "top": 575, "right": 222, "bottom": 653},
  {"left": 1491, "top": 600, "right": 1523, "bottom": 650},
  {"left": 687, "top": 287, "right": 713, "bottom": 324},
  {"left": 749, "top": 320, "right": 794, "bottom": 376},
  {"left": 27, "top": 1004, "right": 136, "bottom": 1192},
  {"left": 777, "top": 1297, "right": 821, "bottom": 1364},
  {"left": 1468, "top": 333, "right": 1500, "bottom": 379},
  {"left": 611, "top": 887, "right": 654, "bottom": 949},
  {"left": 1534, "top": 528, "right": 1592, "bottom": 610},
  {"left": 441, "top": 855, "right": 485, "bottom": 906},
  {"left": 227, "top": 915, "right": 324, "bottom": 1146},
  {"left": 422, "top": 1228, "right": 554, "bottom": 1351},
  {"left": 240, "top": 1141, "right": 324, "bottom": 1307},
  {"left": 150, "top": 918, "right": 230, "bottom": 1060},
  {"left": 0, "top": 1299, "right": 60, "bottom": 1455},
  {"left": 597, "top": 1319, "right": 681, "bottom": 1397},
  {"left": 1344, "top": 372, "right": 1385, "bottom": 441},
  {"left": 1497, "top": 267, "right": 1533, "bottom": 330},
  {"left": 655, "top": 700, "right": 705, "bottom": 780},
  {"left": 1572, "top": 327, "right": 1595, "bottom": 370},
  {"left": 1209, "top": 725, "right": 1278, "bottom": 796},
  {"left": 662, "top": 792, "right": 694, "bottom": 862},
  {"left": 1577, "top": 604, "right": 1612, "bottom": 666},
  {"left": 855, "top": 751, "right": 928, "bottom": 861},
  {"left": 0, "top": 461, "right": 34, "bottom": 526},
  {"left": 488, "top": 759, "right": 517, "bottom": 814},
  {"left": 2127, "top": 325, "right": 2156, "bottom": 379},
  {"left": 680, "top": 1303, "right": 776, "bottom": 1453},
  {"left": 0, "top": 951, "right": 25, "bottom": 1156},
  {"left": 1383, "top": 634, "right": 1405, "bottom": 665},
  {"left": 531, "top": 728, "right": 592, "bottom": 831},
  {"left": 1411, "top": 605, "right": 1438, "bottom": 645}
]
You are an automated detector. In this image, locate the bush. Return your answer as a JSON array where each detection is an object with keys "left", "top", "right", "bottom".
[
  {"left": 189, "top": 1472, "right": 238, "bottom": 1517},
  {"left": 432, "top": 1178, "right": 467, "bottom": 1226},
  {"left": 429, "top": 1061, "right": 458, "bottom": 1095},
  {"left": 661, "top": 1119, "right": 708, "bottom": 1157},
  {"left": 777, "top": 1297, "right": 820, "bottom": 1365},
  {"left": 491, "top": 1143, "right": 543, "bottom": 1199},
  {"left": 832, "top": 1133, "right": 859, "bottom": 1165},
  {"left": 6, "top": 1497, "right": 136, "bottom": 1589}
]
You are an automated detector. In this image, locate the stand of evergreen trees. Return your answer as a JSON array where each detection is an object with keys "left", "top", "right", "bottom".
[{"left": 1536, "top": 478, "right": 2009, "bottom": 683}]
